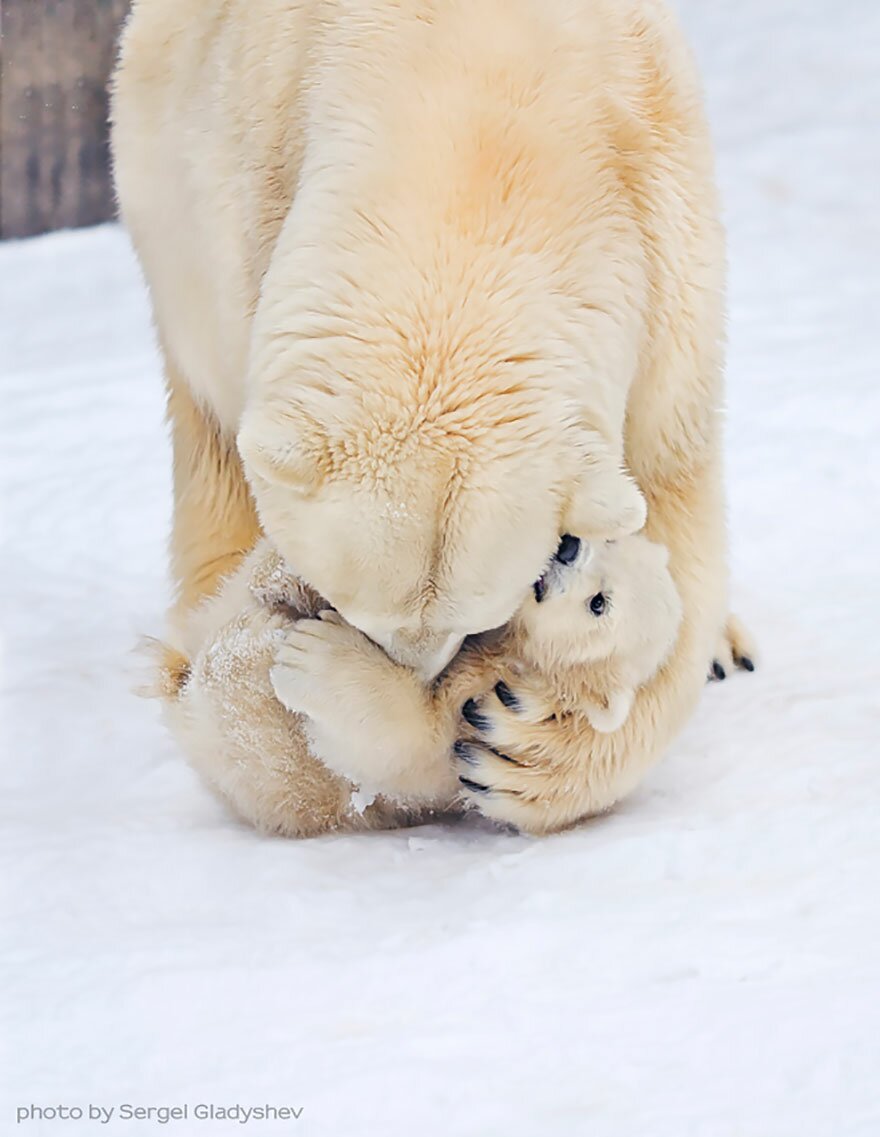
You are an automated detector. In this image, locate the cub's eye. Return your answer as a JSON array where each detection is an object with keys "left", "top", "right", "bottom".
[{"left": 588, "top": 592, "right": 607, "bottom": 617}]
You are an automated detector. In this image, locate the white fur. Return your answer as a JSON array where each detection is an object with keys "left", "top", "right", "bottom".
[{"left": 113, "top": 0, "right": 736, "bottom": 834}]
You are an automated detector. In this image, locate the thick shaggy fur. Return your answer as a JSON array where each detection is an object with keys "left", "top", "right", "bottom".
[
  {"left": 268, "top": 534, "right": 683, "bottom": 808},
  {"left": 113, "top": 0, "right": 734, "bottom": 835},
  {"left": 155, "top": 536, "right": 680, "bottom": 834},
  {"left": 150, "top": 544, "right": 426, "bottom": 837}
]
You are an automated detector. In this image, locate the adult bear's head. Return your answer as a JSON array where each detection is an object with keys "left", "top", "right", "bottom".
[
  {"left": 239, "top": 209, "right": 646, "bottom": 677},
  {"left": 239, "top": 379, "right": 644, "bottom": 680}
]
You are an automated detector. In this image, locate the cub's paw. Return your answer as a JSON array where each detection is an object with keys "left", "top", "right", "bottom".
[
  {"left": 461, "top": 678, "right": 555, "bottom": 736},
  {"left": 708, "top": 614, "right": 758, "bottom": 682},
  {"left": 270, "top": 612, "right": 429, "bottom": 795},
  {"left": 454, "top": 679, "right": 575, "bottom": 832},
  {"left": 270, "top": 611, "right": 382, "bottom": 722}
]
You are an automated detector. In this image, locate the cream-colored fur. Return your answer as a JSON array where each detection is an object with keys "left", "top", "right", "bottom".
[
  {"left": 153, "top": 543, "right": 433, "bottom": 837},
  {"left": 157, "top": 534, "right": 680, "bottom": 829},
  {"left": 508, "top": 535, "right": 683, "bottom": 732},
  {"left": 269, "top": 533, "right": 682, "bottom": 804},
  {"left": 113, "top": 0, "right": 742, "bottom": 835}
]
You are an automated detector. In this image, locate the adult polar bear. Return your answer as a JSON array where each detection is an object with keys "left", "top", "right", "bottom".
[{"left": 113, "top": 0, "right": 737, "bottom": 835}]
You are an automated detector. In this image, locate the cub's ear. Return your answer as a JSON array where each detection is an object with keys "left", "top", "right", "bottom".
[
  {"left": 237, "top": 404, "right": 325, "bottom": 494},
  {"left": 565, "top": 444, "right": 646, "bottom": 539},
  {"left": 582, "top": 687, "right": 635, "bottom": 734}
]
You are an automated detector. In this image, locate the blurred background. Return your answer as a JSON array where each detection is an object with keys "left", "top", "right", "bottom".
[{"left": 1, "top": 0, "right": 129, "bottom": 238}]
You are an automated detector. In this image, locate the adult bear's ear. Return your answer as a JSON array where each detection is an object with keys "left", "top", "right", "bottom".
[
  {"left": 237, "top": 402, "right": 326, "bottom": 494},
  {"left": 564, "top": 436, "right": 646, "bottom": 538}
]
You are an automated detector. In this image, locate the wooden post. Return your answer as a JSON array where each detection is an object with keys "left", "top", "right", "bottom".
[{"left": 0, "top": 0, "right": 131, "bottom": 239}]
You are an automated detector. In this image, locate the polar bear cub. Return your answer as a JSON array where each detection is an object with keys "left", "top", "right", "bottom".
[
  {"left": 153, "top": 530, "right": 681, "bottom": 830},
  {"left": 499, "top": 533, "right": 683, "bottom": 733},
  {"left": 267, "top": 532, "right": 682, "bottom": 807}
]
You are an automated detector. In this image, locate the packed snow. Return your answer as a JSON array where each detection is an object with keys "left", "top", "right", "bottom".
[{"left": 2, "top": 1, "right": 878, "bottom": 1134}]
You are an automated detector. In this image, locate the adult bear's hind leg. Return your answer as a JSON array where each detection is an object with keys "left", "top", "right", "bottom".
[{"left": 164, "top": 358, "right": 261, "bottom": 629}]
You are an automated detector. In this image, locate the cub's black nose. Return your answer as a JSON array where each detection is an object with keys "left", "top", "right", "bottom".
[{"left": 554, "top": 534, "right": 581, "bottom": 565}]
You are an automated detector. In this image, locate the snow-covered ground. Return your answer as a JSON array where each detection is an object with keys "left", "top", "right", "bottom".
[{"left": 2, "top": 1, "right": 878, "bottom": 1134}]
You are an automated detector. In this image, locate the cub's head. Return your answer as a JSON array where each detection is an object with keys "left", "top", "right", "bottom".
[
  {"left": 512, "top": 533, "right": 682, "bottom": 683},
  {"left": 238, "top": 389, "right": 645, "bottom": 678}
]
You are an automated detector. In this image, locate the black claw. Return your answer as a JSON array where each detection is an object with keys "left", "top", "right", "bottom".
[
  {"left": 453, "top": 739, "right": 476, "bottom": 763},
  {"left": 737, "top": 655, "right": 755, "bottom": 672},
  {"left": 711, "top": 660, "right": 726, "bottom": 681},
  {"left": 461, "top": 698, "right": 491, "bottom": 732},
  {"left": 459, "top": 776, "right": 490, "bottom": 794},
  {"left": 494, "top": 680, "right": 521, "bottom": 710}
]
